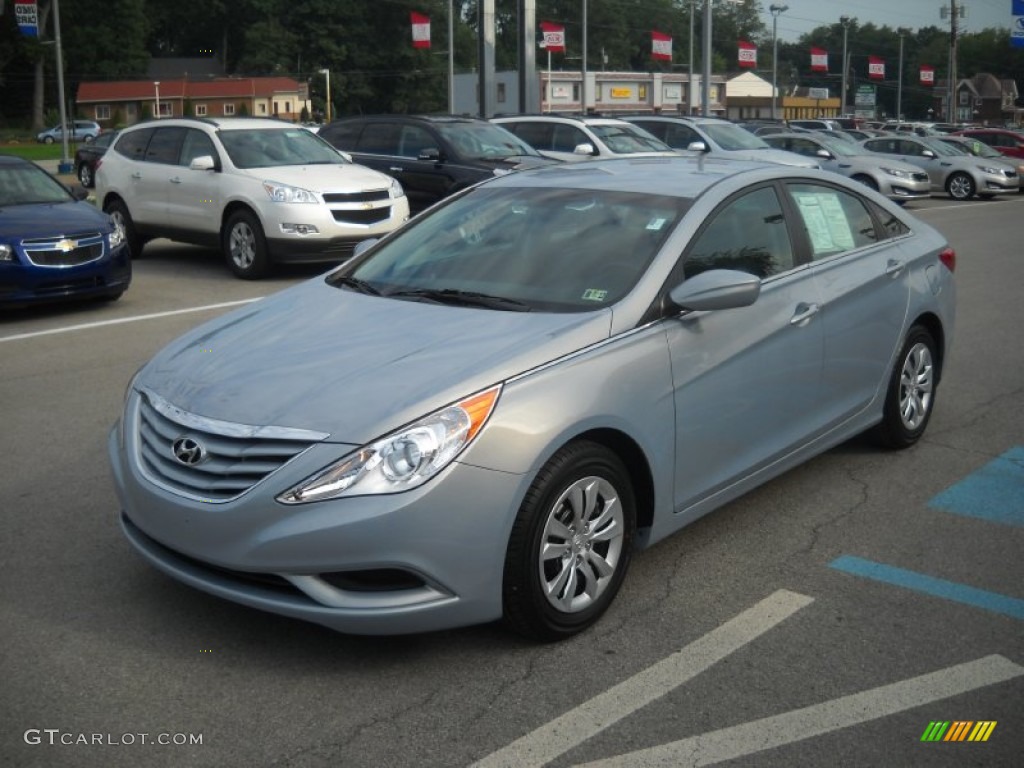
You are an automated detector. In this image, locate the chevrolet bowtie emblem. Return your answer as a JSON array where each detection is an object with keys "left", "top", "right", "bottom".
[{"left": 55, "top": 238, "right": 77, "bottom": 253}]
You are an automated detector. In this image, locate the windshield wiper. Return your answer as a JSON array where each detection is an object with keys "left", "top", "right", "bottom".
[
  {"left": 385, "top": 288, "right": 532, "bottom": 311},
  {"left": 333, "top": 275, "right": 382, "bottom": 295}
]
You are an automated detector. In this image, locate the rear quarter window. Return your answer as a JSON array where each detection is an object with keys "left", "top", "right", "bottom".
[{"left": 113, "top": 128, "right": 155, "bottom": 161}]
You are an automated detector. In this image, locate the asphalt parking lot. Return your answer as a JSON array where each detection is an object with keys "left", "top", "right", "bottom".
[{"left": 1, "top": 192, "right": 1022, "bottom": 767}]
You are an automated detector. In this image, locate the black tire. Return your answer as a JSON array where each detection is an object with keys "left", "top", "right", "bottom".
[
  {"left": 103, "top": 198, "right": 144, "bottom": 259},
  {"left": 223, "top": 209, "right": 271, "bottom": 279},
  {"left": 78, "top": 163, "right": 93, "bottom": 188},
  {"left": 872, "top": 325, "right": 938, "bottom": 449},
  {"left": 43, "top": 136, "right": 54, "bottom": 144},
  {"left": 100, "top": 290, "right": 124, "bottom": 302},
  {"left": 946, "top": 172, "right": 975, "bottom": 201},
  {"left": 852, "top": 174, "right": 878, "bottom": 191},
  {"left": 503, "top": 441, "right": 635, "bottom": 641}
]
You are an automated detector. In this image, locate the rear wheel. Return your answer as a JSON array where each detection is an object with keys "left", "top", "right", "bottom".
[
  {"left": 103, "top": 198, "right": 143, "bottom": 259},
  {"left": 946, "top": 172, "right": 975, "bottom": 201},
  {"left": 872, "top": 325, "right": 938, "bottom": 449},
  {"left": 78, "top": 163, "right": 93, "bottom": 188},
  {"left": 223, "top": 209, "right": 271, "bottom": 279},
  {"left": 503, "top": 441, "right": 635, "bottom": 641}
]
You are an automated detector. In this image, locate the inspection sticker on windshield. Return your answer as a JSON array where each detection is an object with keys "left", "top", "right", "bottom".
[
  {"left": 581, "top": 288, "right": 608, "bottom": 302},
  {"left": 646, "top": 217, "right": 667, "bottom": 231}
]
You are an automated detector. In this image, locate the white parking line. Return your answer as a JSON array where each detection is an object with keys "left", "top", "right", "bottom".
[
  {"left": 578, "top": 654, "right": 1023, "bottom": 767},
  {"left": 0, "top": 299, "right": 261, "bottom": 344},
  {"left": 471, "top": 589, "right": 814, "bottom": 768}
]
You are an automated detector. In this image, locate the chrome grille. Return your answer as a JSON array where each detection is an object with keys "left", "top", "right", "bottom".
[
  {"left": 911, "top": 172, "right": 928, "bottom": 183},
  {"left": 323, "top": 190, "right": 390, "bottom": 204},
  {"left": 135, "top": 389, "right": 327, "bottom": 503},
  {"left": 22, "top": 233, "right": 105, "bottom": 267}
]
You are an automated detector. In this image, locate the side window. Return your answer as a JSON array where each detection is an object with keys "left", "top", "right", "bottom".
[
  {"left": 320, "top": 121, "right": 362, "bottom": 148},
  {"left": 632, "top": 121, "right": 666, "bottom": 142},
  {"left": 789, "top": 139, "right": 820, "bottom": 158},
  {"left": 552, "top": 125, "right": 588, "bottom": 153},
  {"left": 867, "top": 201, "right": 911, "bottom": 239},
  {"left": 684, "top": 186, "right": 795, "bottom": 279},
  {"left": 113, "top": 128, "right": 154, "bottom": 161},
  {"left": 665, "top": 124, "right": 699, "bottom": 148},
  {"left": 788, "top": 183, "right": 878, "bottom": 258},
  {"left": 355, "top": 122, "right": 402, "bottom": 155},
  {"left": 866, "top": 139, "right": 895, "bottom": 155},
  {"left": 399, "top": 125, "right": 435, "bottom": 158},
  {"left": 897, "top": 140, "right": 923, "bottom": 156},
  {"left": 510, "top": 122, "right": 553, "bottom": 151},
  {"left": 180, "top": 129, "right": 217, "bottom": 167},
  {"left": 144, "top": 127, "right": 186, "bottom": 165}
]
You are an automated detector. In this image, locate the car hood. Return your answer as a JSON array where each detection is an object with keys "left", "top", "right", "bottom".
[
  {"left": 0, "top": 200, "right": 110, "bottom": 238},
  {"left": 724, "top": 148, "right": 818, "bottom": 168},
  {"left": 138, "top": 277, "right": 612, "bottom": 441},
  {"left": 238, "top": 162, "right": 395, "bottom": 191}
]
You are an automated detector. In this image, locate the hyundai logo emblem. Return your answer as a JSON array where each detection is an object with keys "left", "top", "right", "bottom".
[{"left": 171, "top": 436, "right": 206, "bottom": 466}]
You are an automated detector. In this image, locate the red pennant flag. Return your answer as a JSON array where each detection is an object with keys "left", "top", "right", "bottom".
[
  {"left": 540, "top": 21, "right": 566, "bottom": 53},
  {"left": 920, "top": 65, "right": 935, "bottom": 86},
  {"left": 411, "top": 11, "right": 430, "bottom": 49},
  {"left": 738, "top": 40, "right": 757, "bottom": 68},
  {"left": 651, "top": 31, "right": 673, "bottom": 61},
  {"left": 868, "top": 56, "right": 885, "bottom": 80},
  {"left": 810, "top": 48, "right": 828, "bottom": 72}
]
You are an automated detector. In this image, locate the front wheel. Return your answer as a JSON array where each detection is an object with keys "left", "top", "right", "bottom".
[
  {"left": 503, "top": 441, "right": 635, "bottom": 641},
  {"left": 871, "top": 325, "right": 938, "bottom": 449},
  {"left": 946, "top": 172, "right": 976, "bottom": 201},
  {"left": 223, "top": 209, "right": 271, "bottom": 279},
  {"left": 103, "top": 198, "right": 143, "bottom": 259},
  {"left": 78, "top": 163, "right": 93, "bottom": 188}
]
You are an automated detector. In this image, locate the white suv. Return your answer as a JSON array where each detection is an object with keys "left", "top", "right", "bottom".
[
  {"left": 491, "top": 115, "right": 679, "bottom": 162},
  {"left": 95, "top": 117, "right": 409, "bottom": 278}
]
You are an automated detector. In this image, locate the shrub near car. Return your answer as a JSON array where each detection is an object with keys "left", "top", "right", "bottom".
[
  {"left": 109, "top": 157, "right": 955, "bottom": 640},
  {"left": 95, "top": 117, "right": 409, "bottom": 278},
  {"left": 0, "top": 155, "right": 130, "bottom": 307}
]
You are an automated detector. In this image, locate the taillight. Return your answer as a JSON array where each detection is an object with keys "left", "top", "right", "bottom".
[
  {"left": 939, "top": 247, "right": 955, "bottom": 273},
  {"left": 95, "top": 158, "right": 103, "bottom": 172}
]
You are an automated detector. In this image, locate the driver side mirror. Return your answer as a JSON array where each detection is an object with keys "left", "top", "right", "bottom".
[
  {"left": 816, "top": 148, "right": 834, "bottom": 159},
  {"left": 574, "top": 142, "right": 597, "bottom": 156},
  {"left": 921, "top": 149, "right": 936, "bottom": 158},
  {"left": 189, "top": 155, "right": 217, "bottom": 171},
  {"left": 686, "top": 140, "right": 709, "bottom": 152},
  {"left": 668, "top": 269, "right": 761, "bottom": 312},
  {"left": 418, "top": 147, "right": 442, "bottom": 162}
]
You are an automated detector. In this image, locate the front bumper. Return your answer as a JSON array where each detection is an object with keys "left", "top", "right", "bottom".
[
  {"left": 109, "top": 422, "right": 527, "bottom": 635},
  {"left": 0, "top": 244, "right": 131, "bottom": 305}
]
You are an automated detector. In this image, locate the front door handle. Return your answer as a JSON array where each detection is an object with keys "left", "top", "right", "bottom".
[
  {"left": 169, "top": 177, "right": 182, "bottom": 184},
  {"left": 389, "top": 166, "right": 404, "bottom": 173},
  {"left": 790, "top": 302, "right": 820, "bottom": 326},
  {"left": 885, "top": 259, "right": 905, "bottom": 277}
]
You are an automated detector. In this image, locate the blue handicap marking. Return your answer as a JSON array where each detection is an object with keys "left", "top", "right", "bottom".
[{"left": 928, "top": 446, "right": 1024, "bottom": 527}]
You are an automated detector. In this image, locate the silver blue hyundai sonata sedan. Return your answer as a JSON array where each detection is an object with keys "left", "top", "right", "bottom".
[{"left": 109, "top": 156, "right": 956, "bottom": 640}]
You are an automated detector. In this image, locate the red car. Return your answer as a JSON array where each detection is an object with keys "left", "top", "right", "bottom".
[{"left": 952, "top": 128, "right": 1024, "bottom": 160}]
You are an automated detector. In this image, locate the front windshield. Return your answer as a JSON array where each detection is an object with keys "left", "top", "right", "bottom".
[
  {"left": 955, "top": 139, "right": 1003, "bottom": 159},
  {"left": 0, "top": 163, "right": 73, "bottom": 206},
  {"left": 702, "top": 123, "right": 770, "bottom": 151},
  {"left": 589, "top": 124, "right": 671, "bottom": 153},
  {"left": 330, "top": 186, "right": 688, "bottom": 312},
  {"left": 437, "top": 123, "right": 541, "bottom": 161},
  {"left": 219, "top": 128, "right": 347, "bottom": 169}
]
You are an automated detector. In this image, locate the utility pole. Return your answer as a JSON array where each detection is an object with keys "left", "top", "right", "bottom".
[
  {"left": 701, "top": 0, "right": 712, "bottom": 116},
  {"left": 896, "top": 29, "right": 906, "bottom": 122},
  {"left": 941, "top": 1, "right": 964, "bottom": 123},
  {"left": 839, "top": 16, "right": 850, "bottom": 117},
  {"left": 769, "top": 5, "right": 788, "bottom": 121}
]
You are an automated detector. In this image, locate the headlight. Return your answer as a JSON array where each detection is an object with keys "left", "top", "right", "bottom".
[
  {"left": 389, "top": 178, "right": 405, "bottom": 199},
  {"left": 278, "top": 385, "right": 502, "bottom": 504},
  {"left": 108, "top": 225, "right": 124, "bottom": 249},
  {"left": 881, "top": 167, "right": 913, "bottom": 180},
  {"left": 977, "top": 166, "right": 1004, "bottom": 175},
  {"left": 0, "top": 244, "right": 13, "bottom": 262},
  {"left": 263, "top": 180, "right": 318, "bottom": 204}
]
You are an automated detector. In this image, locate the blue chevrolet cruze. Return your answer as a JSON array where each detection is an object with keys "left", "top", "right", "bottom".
[{"left": 0, "top": 155, "right": 130, "bottom": 307}]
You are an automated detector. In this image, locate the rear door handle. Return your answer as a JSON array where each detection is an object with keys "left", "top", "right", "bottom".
[
  {"left": 389, "top": 166, "right": 404, "bottom": 173},
  {"left": 790, "top": 302, "right": 820, "bottom": 326},
  {"left": 169, "top": 177, "right": 182, "bottom": 184},
  {"left": 885, "top": 258, "right": 905, "bottom": 277},
  {"left": 131, "top": 172, "right": 142, "bottom": 180}
]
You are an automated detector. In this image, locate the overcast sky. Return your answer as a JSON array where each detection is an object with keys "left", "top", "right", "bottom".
[{"left": 759, "top": 0, "right": 1014, "bottom": 41}]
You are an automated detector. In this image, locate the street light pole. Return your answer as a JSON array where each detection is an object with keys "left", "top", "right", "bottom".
[
  {"left": 840, "top": 15, "right": 850, "bottom": 117},
  {"left": 896, "top": 28, "right": 907, "bottom": 123},
  {"left": 154, "top": 81, "right": 161, "bottom": 119},
  {"left": 688, "top": 0, "right": 695, "bottom": 114},
  {"left": 319, "top": 69, "right": 331, "bottom": 123},
  {"left": 701, "top": 0, "right": 712, "bottom": 116},
  {"left": 769, "top": 4, "right": 788, "bottom": 121}
]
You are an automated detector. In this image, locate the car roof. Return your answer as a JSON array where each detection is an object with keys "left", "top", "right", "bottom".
[
  {"left": 331, "top": 114, "right": 491, "bottom": 125},
  {"left": 494, "top": 114, "right": 637, "bottom": 126},
  {"left": 121, "top": 117, "right": 310, "bottom": 132},
  {"left": 488, "top": 155, "right": 815, "bottom": 199}
]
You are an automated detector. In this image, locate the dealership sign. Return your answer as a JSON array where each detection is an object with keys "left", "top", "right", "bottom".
[{"left": 15, "top": 0, "right": 39, "bottom": 37}]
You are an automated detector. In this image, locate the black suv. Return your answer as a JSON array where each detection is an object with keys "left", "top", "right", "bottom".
[{"left": 318, "top": 115, "right": 556, "bottom": 214}]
